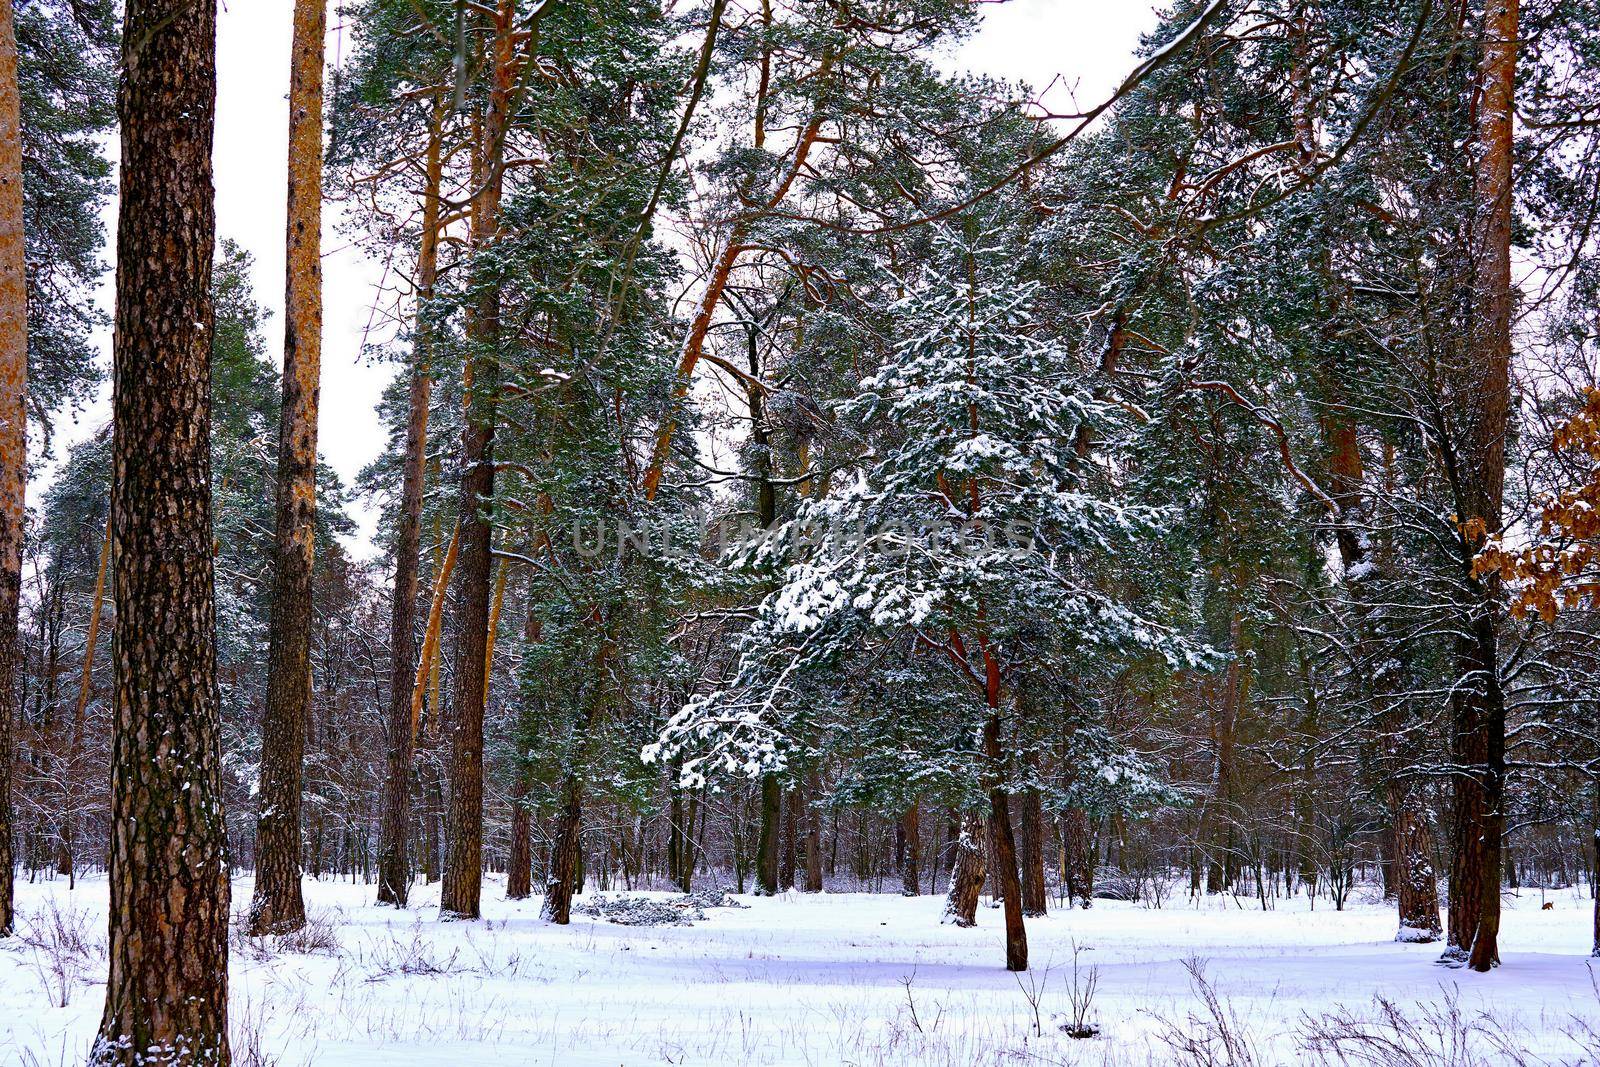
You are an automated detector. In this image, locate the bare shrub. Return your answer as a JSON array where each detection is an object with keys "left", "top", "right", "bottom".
[
  {"left": 1149, "top": 958, "right": 1263, "bottom": 1067},
  {"left": 230, "top": 993, "right": 315, "bottom": 1067},
  {"left": 276, "top": 909, "right": 340, "bottom": 955},
  {"left": 1299, "top": 991, "right": 1516, "bottom": 1067},
  {"left": 1057, "top": 940, "right": 1101, "bottom": 1039},
  {"left": 1014, "top": 958, "right": 1050, "bottom": 1037},
  {"left": 231, "top": 908, "right": 340, "bottom": 962},
  {"left": 359, "top": 923, "right": 463, "bottom": 979},
  {"left": 16, "top": 897, "right": 105, "bottom": 1007}
]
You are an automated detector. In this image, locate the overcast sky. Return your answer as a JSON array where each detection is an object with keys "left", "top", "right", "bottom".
[{"left": 47, "top": 0, "right": 1157, "bottom": 556}]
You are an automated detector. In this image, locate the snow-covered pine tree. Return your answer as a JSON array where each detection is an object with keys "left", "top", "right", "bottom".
[{"left": 651, "top": 213, "right": 1209, "bottom": 970}]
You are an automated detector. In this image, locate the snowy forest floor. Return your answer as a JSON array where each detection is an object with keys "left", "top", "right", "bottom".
[{"left": 2, "top": 875, "right": 1598, "bottom": 1066}]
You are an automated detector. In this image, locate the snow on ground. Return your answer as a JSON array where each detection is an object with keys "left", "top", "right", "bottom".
[{"left": 2, "top": 874, "right": 1597, "bottom": 1065}]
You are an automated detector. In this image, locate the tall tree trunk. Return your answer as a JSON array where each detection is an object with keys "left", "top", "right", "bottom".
[
  {"left": 682, "top": 785, "right": 703, "bottom": 892},
  {"left": 1020, "top": 787, "right": 1047, "bottom": 917},
  {"left": 1591, "top": 780, "right": 1599, "bottom": 957},
  {"left": 803, "top": 770, "right": 823, "bottom": 893},
  {"left": 250, "top": 0, "right": 326, "bottom": 938},
  {"left": 422, "top": 751, "right": 441, "bottom": 883},
  {"left": 900, "top": 801, "right": 920, "bottom": 897},
  {"left": 541, "top": 776, "right": 583, "bottom": 924},
  {"left": 1448, "top": 0, "right": 1516, "bottom": 973},
  {"left": 60, "top": 507, "right": 112, "bottom": 883},
  {"left": 0, "top": 0, "right": 24, "bottom": 940},
  {"left": 779, "top": 785, "right": 798, "bottom": 891},
  {"left": 1207, "top": 614, "right": 1244, "bottom": 894},
  {"left": 668, "top": 777, "right": 685, "bottom": 890},
  {"left": 1448, "top": 615, "right": 1507, "bottom": 968},
  {"left": 440, "top": 0, "right": 514, "bottom": 921},
  {"left": 376, "top": 112, "right": 443, "bottom": 909},
  {"left": 941, "top": 812, "right": 986, "bottom": 926},
  {"left": 755, "top": 774, "right": 780, "bottom": 895},
  {"left": 746, "top": 333, "right": 782, "bottom": 899},
  {"left": 92, "top": 0, "right": 230, "bottom": 1055}
]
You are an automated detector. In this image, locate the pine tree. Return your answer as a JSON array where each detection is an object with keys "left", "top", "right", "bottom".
[
  {"left": 655, "top": 218, "right": 1207, "bottom": 970},
  {"left": 91, "top": 0, "right": 231, "bottom": 1058},
  {"left": 250, "top": 0, "right": 328, "bottom": 938},
  {"left": 0, "top": 0, "right": 25, "bottom": 940}
]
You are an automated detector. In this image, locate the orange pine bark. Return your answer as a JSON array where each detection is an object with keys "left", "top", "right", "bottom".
[
  {"left": 250, "top": 0, "right": 327, "bottom": 938},
  {"left": 0, "top": 0, "right": 24, "bottom": 939}
]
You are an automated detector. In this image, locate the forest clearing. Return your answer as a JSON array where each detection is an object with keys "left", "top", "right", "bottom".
[{"left": 3, "top": 875, "right": 1599, "bottom": 1066}]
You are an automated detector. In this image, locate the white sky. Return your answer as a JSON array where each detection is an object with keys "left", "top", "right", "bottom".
[{"left": 44, "top": 0, "right": 1156, "bottom": 558}]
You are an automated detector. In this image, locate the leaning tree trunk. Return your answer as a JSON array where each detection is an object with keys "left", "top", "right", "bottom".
[
  {"left": 440, "top": 0, "right": 514, "bottom": 922},
  {"left": 375, "top": 111, "right": 443, "bottom": 909},
  {"left": 1020, "top": 787, "right": 1047, "bottom": 917},
  {"left": 0, "top": 0, "right": 24, "bottom": 941},
  {"left": 91, "top": 0, "right": 231, "bottom": 1056},
  {"left": 541, "top": 777, "right": 583, "bottom": 924},
  {"left": 250, "top": 0, "right": 325, "bottom": 938},
  {"left": 941, "top": 812, "right": 986, "bottom": 927},
  {"left": 1448, "top": 0, "right": 1516, "bottom": 973},
  {"left": 900, "top": 801, "right": 920, "bottom": 897}
]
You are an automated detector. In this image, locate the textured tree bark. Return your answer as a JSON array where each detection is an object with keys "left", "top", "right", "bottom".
[
  {"left": 900, "top": 802, "right": 920, "bottom": 897},
  {"left": 541, "top": 777, "right": 583, "bottom": 924},
  {"left": 1063, "top": 808, "right": 1095, "bottom": 908},
  {"left": 1448, "top": 0, "right": 1516, "bottom": 974},
  {"left": 506, "top": 781, "right": 531, "bottom": 901},
  {"left": 942, "top": 812, "right": 986, "bottom": 926},
  {"left": 250, "top": 0, "right": 326, "bottom": 938},
  {"left": 91, "top": 0, "right": 231, "bottom": 1056},
  {"left": 1020, "top": 788, "right": 1047, "bottom": 916},
  {"left": 1392, "top": 785, "right": 1441, "bottom": 942},
  {"left": 0, "top": 0, "right": 24, "bottom": 940},
  {"left": 376, "top": 114, "right": 443, "bottom": 909},
  {"left": 440, "top": 0, "right": 514, "bottom": 922},
  {"left": 754, "top": 774, "right": 780, "bottom": 895}
]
